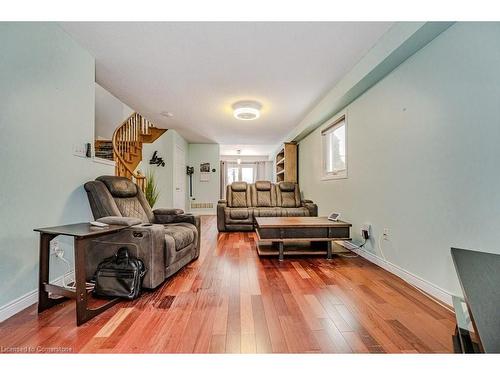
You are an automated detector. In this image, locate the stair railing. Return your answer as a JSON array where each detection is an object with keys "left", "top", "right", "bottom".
[{"left": 112, "top": 112, "right": 154, "bottom": 191}]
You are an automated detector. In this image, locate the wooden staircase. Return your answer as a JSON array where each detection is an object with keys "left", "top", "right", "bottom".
[{"left": 112, "top": 112, "right": 167, "bottom": 191}]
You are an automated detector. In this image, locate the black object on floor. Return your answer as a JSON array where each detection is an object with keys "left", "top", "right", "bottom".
[{"left": 93, "top": 247, "right": 147, "bottom": 300}]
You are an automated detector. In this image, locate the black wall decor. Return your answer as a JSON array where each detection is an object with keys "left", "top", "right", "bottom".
[
  {"left": 149, "top": 151, "right": 165, "bottom": 167},
  {"left": 186, "top": 166, "right": 194, "bottom": 197}
]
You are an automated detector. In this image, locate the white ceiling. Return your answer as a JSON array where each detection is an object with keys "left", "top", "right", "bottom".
[
  {"left": 219, "top": 144, "right": 278, "bottom": 156},
  {"left": 61, "top": 22, "right": 393, "bottom": 145}
]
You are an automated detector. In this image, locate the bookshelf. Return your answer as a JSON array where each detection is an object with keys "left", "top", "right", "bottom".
[{"left": 275, "top": 142, "right": 297, "bottom": 183}]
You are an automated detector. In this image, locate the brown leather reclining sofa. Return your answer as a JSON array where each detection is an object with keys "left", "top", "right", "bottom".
[
  {"left": 217, "top": 181, "right": 318, "bottom": 231},
  {"left": 84, "top": 176, "right": 200, "bottom": 289}
]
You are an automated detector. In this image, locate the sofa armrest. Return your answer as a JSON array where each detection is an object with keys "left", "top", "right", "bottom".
[
  {"left": 97, "top": 216, "right": 142, "bottom": 226},
  {"left": 154, "top": 212, "right": 197, "bottom": 225},
  {"left": 87, "top": 223, "right": 166, "bottom": 289},
  {"left": 301, "top": 201, "right": 318, "bottom": 217},
  {"left": 217, "top": 200, "right": 227, "bottom": 231},
  {"left": 153, "top": 208, "right": 184, "bottom": 215}
]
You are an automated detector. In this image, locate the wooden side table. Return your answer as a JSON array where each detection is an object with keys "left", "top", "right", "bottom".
[{"left": 34, "top": 223, "right": 131, "bottom": 326}]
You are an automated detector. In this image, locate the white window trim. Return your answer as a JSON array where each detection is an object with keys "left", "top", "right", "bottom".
[{"left": 321, "top": 112, "right": 348, "bottom": 181}]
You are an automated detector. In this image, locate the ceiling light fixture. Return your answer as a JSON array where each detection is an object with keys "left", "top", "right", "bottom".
[
  {"left": 232, "top": 100, "right": 262, "bottom": 121},
  {"left": 160, "top": 111, "right": 173, "bottom": 118}
]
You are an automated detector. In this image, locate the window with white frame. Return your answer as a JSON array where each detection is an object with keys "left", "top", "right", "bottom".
[{"left": 321, "top": 115, "right": 347, "bottom": 179}]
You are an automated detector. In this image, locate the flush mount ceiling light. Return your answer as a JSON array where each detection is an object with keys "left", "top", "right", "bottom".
[
  {"left": 160, "top": 111, "right": 173, "bottom": 118},
  {"left": 232, "top": 100, "right": 262, "bottom": 121}
]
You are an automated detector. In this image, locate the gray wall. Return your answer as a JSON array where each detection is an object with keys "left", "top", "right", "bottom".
[
  {"left": 298, "top": 22, "right": 500, "bottom": 297},
  {"left": 140, "top": 130, "right": 188, "bottom": 209},
  {"left": 0, "top": 23, "right": 113, "bottom": 310},
  {"left": 95, "top": 83, "right": 133, "bottom": 140},
  {"left": 188, "top": 144, "right": 220, "bottom": 214}
]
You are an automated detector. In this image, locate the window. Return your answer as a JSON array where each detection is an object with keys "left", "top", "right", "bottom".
[
  {"left": 241, "top": 166, "right": 255, "bottom": 183},
  {"left": 321, "top": 115, "right": 347, "bottom": 179},
  {"left": 226, "top": 163, "right": 256, "bottom": 184}
]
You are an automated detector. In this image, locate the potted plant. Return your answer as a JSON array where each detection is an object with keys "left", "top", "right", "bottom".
[{"left": 145, "top": 170, "right": 160, "bottom": 208}]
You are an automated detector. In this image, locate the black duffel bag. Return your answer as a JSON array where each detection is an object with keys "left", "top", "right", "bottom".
[{"left": 93, "top": 247, "right": 147, "bottom": 300}]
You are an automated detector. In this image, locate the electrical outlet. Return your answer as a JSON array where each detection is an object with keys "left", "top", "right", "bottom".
[
  {"left": 361, "top": 223, "right": 371, "bottom": 240},
  {"left": 383, "top": 228, "right": 390, "bottom": 239},
  {"left": 50, "top": 240, "right": 59, "bottom": 255},
  {"left": 55, "top": 247, "right": 64, "bottom": 258},
  {"left": 50, "top": 240, "right": 64, "bottom": 257},
  {"left": 72, "top": 143, "right": 86, "bottom": 158}
]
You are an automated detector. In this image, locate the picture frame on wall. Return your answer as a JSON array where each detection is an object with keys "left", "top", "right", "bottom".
[{"left": 200, "top": 162, "right": 210, "bottom": 172}]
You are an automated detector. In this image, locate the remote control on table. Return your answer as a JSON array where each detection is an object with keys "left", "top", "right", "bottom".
[{"left": 90, "top": 221, "right": 109, "bottom": 227}]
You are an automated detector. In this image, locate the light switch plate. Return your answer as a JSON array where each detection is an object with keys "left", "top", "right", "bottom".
[{"left": 73, "top": 143, "right": 86, "bottom": 157}]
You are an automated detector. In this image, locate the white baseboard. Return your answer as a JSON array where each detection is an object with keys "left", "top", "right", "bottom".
[
  {"left": 188, "top": 209, "right": 216, "bottom": 215},
  {"left": 0, "top": 271, "right": 75, "bottom": 323},
  {"left": 338, "top": 241, "right": 453, "bottom": 307}
]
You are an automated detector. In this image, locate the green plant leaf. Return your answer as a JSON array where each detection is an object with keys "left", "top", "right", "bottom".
[{"left": 145, "top": 170, "right": 160, "bottom": 208}]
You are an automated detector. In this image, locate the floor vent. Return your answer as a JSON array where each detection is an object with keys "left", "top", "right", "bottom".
[{"left": 191, "top": 202, "right": 213, "bottom": 209}]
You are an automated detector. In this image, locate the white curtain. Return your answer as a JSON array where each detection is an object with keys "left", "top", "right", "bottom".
[
  {"left": 220, "top": 161, "right": 226, "bottom": 199},
  {"left": 255, "top": 161, "right": 266, "bottom": 181}
]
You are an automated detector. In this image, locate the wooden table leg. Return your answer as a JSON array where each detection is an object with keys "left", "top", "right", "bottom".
[
  {"left": 74, "top": 237, "right": 90, "bottom": 326},
  {"left": 278, "top": 242, "right": 284, "bottom": 261},
  {"left": 327, "top": 240, "right": 333, "bottom": 260},
  {"left": 74, "top": 237, "right": 121, "bottom": 326},
  {"left": 38, "top": 233, "right": 65, "bottom": 313}
]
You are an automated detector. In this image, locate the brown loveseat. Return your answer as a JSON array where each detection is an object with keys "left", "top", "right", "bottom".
[{"left": 217, "top": 181, "right": 318, "bottom": 231}]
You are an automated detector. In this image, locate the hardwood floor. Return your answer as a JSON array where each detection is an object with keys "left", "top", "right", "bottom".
[{"left": 0, "top": 216, "right": 456, "bottom": 353}]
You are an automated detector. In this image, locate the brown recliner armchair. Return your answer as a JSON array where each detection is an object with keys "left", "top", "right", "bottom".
[
  {"left": 84, "top": 176, "right": 200, "bottom": 289},
  {"left": 217, "top": 181, "right": 318, "bottom": 232}
]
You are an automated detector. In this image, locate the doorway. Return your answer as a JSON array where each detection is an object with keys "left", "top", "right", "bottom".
[{"left": 173, "top": 144, "right": 186, "bottom": 211}]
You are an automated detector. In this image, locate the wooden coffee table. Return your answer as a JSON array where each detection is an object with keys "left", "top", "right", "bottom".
[{"left": 255, "top": 217, "right": 352, "bottom": 261}]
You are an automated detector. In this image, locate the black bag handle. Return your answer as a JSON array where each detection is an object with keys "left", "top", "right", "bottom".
[{"left": 115, "top": 247, "right": 129, "bottom": 264}]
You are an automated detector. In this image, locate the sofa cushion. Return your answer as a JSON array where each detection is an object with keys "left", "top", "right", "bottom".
[
  {"left": 253, "top": 207, "right": 281, "bottom": 217},
  {"left": 227, "top": 182, "right": 251, "bottom": 207},
  {"left": 277, "top": 182, "right": 301, "bottom": 208},
  {"left": 230, "top": 209, "right": 250, "bottom": 220},
  {"left": 231, "top": 181, "right": 248, "bottom": 192},
  {"left": 163, "top": 223, "right": 196, "bottom": 251},
  {"left": 255, "top": 190, "right": 272, "bottom": 207},
  {"left": 281, "top": 207, "right": 309, "bottom": 217},
  {"left": 278, "top": 182, "right": 296, "bottom": 192},
  {"left": 97, "top": 176, "right": 138, "bottom": 198},
  {"left": 255, "top": 181, "right": 271, "bottom": 191},
  {"left": 251, "top": 180, "right": 277, "bottom": 207},
  {"left": 114, "top": 197, "right": 151, "bottom": 222},
  {"left": 231, "top": 191, "right": 249, "bottom": 207},
  {"left": 279, "top": 192, "right": 297, "bottom": 208},
  {"left": 224, "top": 207, "right": 253, "bottom": 224}
]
